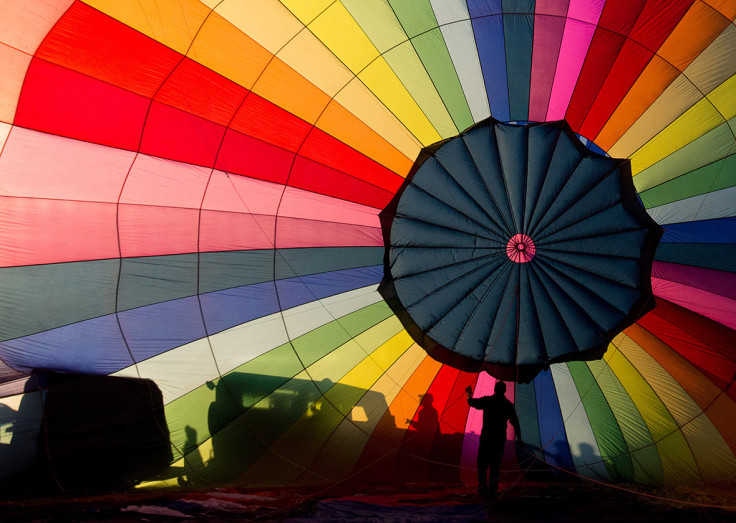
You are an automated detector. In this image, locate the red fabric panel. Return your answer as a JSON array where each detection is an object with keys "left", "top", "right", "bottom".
[
  {"left": 230, "top": 94, "right": 312, "bottom": 153},
  {"left": 579, "top": 0, "right": 693, "bottom": 139},
  {"left": 564, "top": 0, "right": 646, "bottom": 132},
  {"left": 0, "top": 197, "right": 119, "bottom": 267},
  {"left": 216, "top": 129, "right": 294, "bottom": 185},
  {"left": 288, "top": 156, "right": 394, "bottom": 209},
  {"left": 155, "top": 57, "right": 246, "bottom": 127},
  {"left": 636, "top": 298, "right": 736, "bottom": 397},
  {"left": 34, "top": 1, "right": 180, "bottom": 99},
  {"left": 140, "top": 101, "right": 226, "bottom": 168},
  {"left": 300, "top": 129, "right": 404, "bottom": 193},
  {"left": 15, "top": 58, "right": 149, "bottom": 150}
]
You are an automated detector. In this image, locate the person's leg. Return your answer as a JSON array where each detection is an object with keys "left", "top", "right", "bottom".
[
  {"left": 476, "top": 442, "right": 490, "bottom": 492},
  {"left": 487, "top": 439, "right": 505, "bottom": 495}
]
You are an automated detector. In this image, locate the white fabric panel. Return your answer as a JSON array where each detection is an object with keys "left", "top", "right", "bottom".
[
  {"left": 551, "top": 364, "right": 610, "bottom": 481},
  {"left": 646, "top": 185, "right": 736, "bottom": 224},
  {"left": 430, "top": 0, "right": 491, "bottom": 122}
]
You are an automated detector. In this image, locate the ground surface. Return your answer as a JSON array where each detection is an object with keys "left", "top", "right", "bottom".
[{"left": 1, "top": 480, "right": 735, "bottom": 522}]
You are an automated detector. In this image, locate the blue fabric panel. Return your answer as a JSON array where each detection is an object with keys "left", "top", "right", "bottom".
[
  {"left": 468, "top": 0, "right": 503, "bottom": 17},
  {"left": 275, "top": 266, "right": 382, "bottom": 310},
  {"left": 200, "top": 282, "right": 280, "bottom": 335},
  {"left": 470, "top": 13, "right": 510, "bottom": 121},
  {"left": 535, "top": 368, "right": 576, "bottom": 473},
  {"left": 0, "top": 316, "right": 134, "bottom": 375},
  {"left": 117, "top": 297, "right": 208, "bottom": 361},
  {"left": 660, "top": 218, "right": 736, "bottom": 244}
]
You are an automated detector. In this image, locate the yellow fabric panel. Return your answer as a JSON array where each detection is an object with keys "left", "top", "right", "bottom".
[
  {"left": 189, "top": 11, "right": 273, "bottom": 90},
  {"left": 624, "top": 325, "right": 736, "bottom": 484},
  {"left": 338, "top": 330, "right": 415, "bottom": 391},
  {"left": 84, "top": 0, "right": 211, "bottom": 55},
  {"left": 297, "top": 343, "right": 427, "bottom": 482},
  {"left": 628, "top": 73, "right": 736, "bottom": 175},
  {"left": 609, "top": 337, "right": 700, "bottom": 484},
  {"left": 359, "top": 58, "right": 442, "bottom": 146},
  {"left": 291, "top": 0, "right": 380, "bottom": 73}
]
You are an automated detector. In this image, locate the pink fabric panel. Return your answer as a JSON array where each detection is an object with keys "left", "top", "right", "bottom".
[
  {"left": 459, "top": 372, "right": 496, "bottom": 484},
  {"left": 528, "top": 14, "right": 568, "bottom": 122},
  {"left": 274, "top": 217, "right": 382, "bottom": 249},
  {"left": 567, "top": 0, "right": 606, "bottom": 24},
  {"left": 278, "top": 186, "right": 381, "bottom": 228},
  {"left": 0, "top": 197, "right": 118, "bottom": 266},
  {"left": 120, "top": 154, "right": 210, "bottom": 208},
  {"left": 535, "top": 0, "right": 569, "bottom": 16},
  {"left": 545, "top": 2, "right": 604, "bottom": 121},
  {"left": 118, "top": 204, "right": 199, "bottom": 257},
  {"left": 0, "top": 127, "right": 133, "bottom": 202},
  {"left": 0, "top": 0, "right": 73, "bottom": 54},
  {"left": 199, "top": 211, "right": 275, "bottom": 252},
  {"left": 202, "top": 170, "right": 283, "bottom": 215},
  {"left": 652, "top": 278, "right": 736, "bottom": 330}
]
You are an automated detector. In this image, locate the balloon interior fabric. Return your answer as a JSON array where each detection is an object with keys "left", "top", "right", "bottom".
[
  {"left": 379, "top": 119, "right": 662, "bottom": 383},
  {"left": 0, "top": 0, "right": 735, "bottom": 494}
]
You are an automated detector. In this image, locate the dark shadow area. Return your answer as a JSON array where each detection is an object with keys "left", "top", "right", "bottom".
[{"left": 0, "top": 371, "right": 172, "bottom": 499}]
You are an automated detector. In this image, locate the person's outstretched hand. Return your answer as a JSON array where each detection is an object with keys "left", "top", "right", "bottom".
[{"left": 465, "top": 386, "right": 472, "bottom": 394}]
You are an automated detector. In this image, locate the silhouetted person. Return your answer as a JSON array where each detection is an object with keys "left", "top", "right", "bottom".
[
  {"left": 407, "top": 393, "right": 438, "bottom": 433},
  {"left": 466, "top": 382, "right": 522, "bottom": 497}
]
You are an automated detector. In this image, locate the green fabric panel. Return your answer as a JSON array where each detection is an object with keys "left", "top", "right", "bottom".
[
  {"left": 587, "top": 359, "right": 664, "bottom": 484},
  {"left": 293, "top": 302, "right": 393, "bottom": 367},
  {"left": 502, "top": 0, "right": 536, "bottom": 11},
  {"left": 274, "top": 246, "right": 383, "bottom": 280},
  {"left": 388, "top": 0, "right": 473, "bottom": 130},
  {"left": 199, "top": 250, "right": 275, "bottom": 294},
  {"left": 639, "top": 152, "right": 736, "bottom": 208},
  {"left": 119, "top": 254, "right": 199, "bottom": 311},
  {"left": 165, "top": 379, "right": 220, "bottom": 460},
  {"left": 0, "top": 260, "right": 118, "bottom": 342},
  {"left": 655, "top": 243, "right": 736, "bottom": 273},
  {"left": 503, "top": 12, "right": 534, "bottom": 122},
  {"left": 567, "top": 361, "right": 634, "bottom": 482}
]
